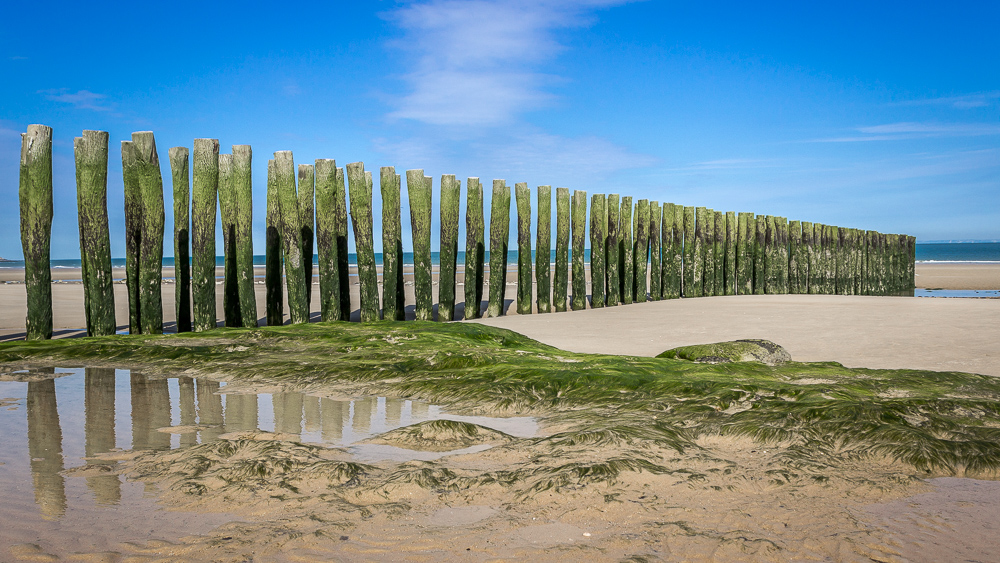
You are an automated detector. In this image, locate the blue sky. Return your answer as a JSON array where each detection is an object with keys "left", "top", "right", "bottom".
[{"left": 2, "top": 0, "right": 997, "bottom": 259}]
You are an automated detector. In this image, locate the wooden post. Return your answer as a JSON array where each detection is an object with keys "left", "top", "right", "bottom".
[
  {"left": 572, "top": 190, "right": 587, "bottom": 310},
  {"left": 218, "top": 154, "right": 240, "bottom": 327},
  {"left": 298, "top": 164, "right": 315, "bottom": 312},
  {"left": 649, "top": 201, "right": 661, "bottom": 301},
  {"left": 713, "top": 210, "right": 724, "bottom": 296},
  {"left": 682, "top": 206, "right": 695, "bottom": 297},
  {"left": 554, "top": 187, "right": 571, "bottom": 311},
  {"left": 854, "top": 229, "right": 864, "bottom": 295},
  {"left": 752, "top": 214, "right": 765, "bottom": 294},
  {"left": 380, "top": 167, "right": 404, "bottom": 321},
  {"left": 735, "top": 213, "right": 749, "bottom": 295},
  {"left": 907, "top": 235, "right": 916, "bottom": 295},
  {"left": 275, "top": 152, "right": 308, "bottom": 323},
  {"left": 346, "top": 163, "right": 379, "bottom": 322},
  {"left": 487, "top": 180, "right": 511, "bottom": 317},
  {"left": 800, "top": 221, "right": 812, "bottom": 294},
  {"left": 788, "top": 220, "right": 801, "bottom": 294},
  {"left": 439, "top": 174, "right": 461, "bottom": 321},
  {"left": 19, "top": 124, "right": 53, "bottom": 340},
  {"left": 606, "top": 194, "right": 621, "bottom": 306},
  {"left": 621, "top": 197, "right": 634, "bottom": 304},
  {"left": 835, "top": 227, "right": 847, "bottom": 295},
  {"left": 233, "top": 146, "right": 256, "bottom": 327},
  {"left": 132, "top": 132, "right": 165, "bottom": 335},
  {"left": 76, "top": 130, "right": 116, "bottom": 336},
  {"left": 702, "top": 209, "right": 714, "bottom": 296},
  {"left": 661, "top": 203, "right": 679, "bottom": 299},
  {"left": 692, "top": 206, "right": 706, "bottom": 297},
  {"left": 775, "top": 217, "right": 789, "bottom": 294},
  {"left": 331, "top": 166, "right": 351, "bottom": 320},
  {"left": 406, "top": 170, "right": 433, "bottom": 320},
  {"left": 723, "top": 211, "right": 735, "bottom": 296},
  {"left": 589, "top": 193, "right": 606, "bottom": 308},
  {"left": 122, "top": 141, "right": 141, "bottom": 332},
  {"left": 827, "top": 225, "right": 838, "bottom": 294},
  {"left": 265, "top": 160, "right": 284, "bottom": 325},
  {"left": 515, "top": 182, "right": 533, "bottom": 315},
  {"left": 464, "top": 178, "right": 485, "bottom": 319},
  {"left": 634, "top": 199, "right": 649, "bottom": 303},
  {"left": 316, "top": 159, "right": 342, "bottom": 322},
  {"left": 192, "top": 139, "right": 219, "bottom": 331},
  {"left": 761, "top": 215, "right": 774, "bottom": 294},
  {"left": 537, "top": 186, "right": 553, "bottom": 313}
]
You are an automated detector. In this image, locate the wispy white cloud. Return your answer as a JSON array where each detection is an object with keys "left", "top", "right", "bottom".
[
  {"left": 384, "top": 0, "right": 630, "bottom": 127},
  {"left": 665, "top": 158, "right": 782, "bottom": 172},
  {"left": 39, "top": 89, "right": 112, "bottom": 112},
  {"left": 895, "top": 91, "right": 1000, "bottom": 109},
  {"left": 808, "top": 121, "right": 1000, "bottom": 143}
]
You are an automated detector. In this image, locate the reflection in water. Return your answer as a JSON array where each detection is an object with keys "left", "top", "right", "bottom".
[
  {"left": 27, "top": 375, "right": 66, "bottom": 519},
  {"left": 16, "top": 369, "right": 463, "bottom": 520},
  {"left": 84, "top": 368, "right": 120, "bottom": 504}
]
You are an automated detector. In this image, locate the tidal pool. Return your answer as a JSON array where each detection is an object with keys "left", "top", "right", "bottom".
[{"left": 0, "top": 367, "right": 536, "bottom": 558}]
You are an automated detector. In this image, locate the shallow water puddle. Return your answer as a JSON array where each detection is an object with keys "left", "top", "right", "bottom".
[{"left": 0, "top": 366, "right": 536, "bottom": 556}]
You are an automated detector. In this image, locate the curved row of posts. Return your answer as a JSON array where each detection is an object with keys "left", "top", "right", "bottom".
[{"left": 17, "top": 126, "right": 916, "bottom": 340}]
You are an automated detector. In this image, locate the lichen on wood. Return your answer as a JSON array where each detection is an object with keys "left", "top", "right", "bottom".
[
  {"left": 192, "top": 139, "right": 219, "bottom": 331},
  {"left": 347, "top": 163, "right": 379, "bottom": 322},
  {"left": 298, "top": 163, "right": 315, "bottom": 313},
  {"left": 536, "top": 186, "right": 553, "bottom": 313},
  {"left": 464, "top": 178, "right": 485, "bottom": 320},
  {"left": 265, "top": 160, "right": 284, "bottom": 325},
  {"left": 76, "top": 130, "right": 116, "bottom": 336},
  {"left": 380, "top": 167, "right": 404, "bottom": 321},
  {"left": 589, "top": 193, "right": 606, "bottom": 308},
  {"left": 233, "top": 146, "right": 256, "bottom": 327},
  {"left": 275, "top": 151, "right": 308, "bottom": 324},
  {"left": 571, "top": 190, "right": 587, "bottom": 311},
  {"left": 439, "top": 174, "right": 461, "bottom": 321},
  {"left": 515, "top": 182, "right": 533, "bottom": 315},
  {"left": 316, "top": 159, "right": 342, "bottom": 322},
  {"left": 487, "top": 180, "right": 511, "bottom": 317},
  {"left": 19, "top": 124, "right": 53, "bottom": 340},
  {"left": 407, "top": 170, "right": 433, "bottom": 321},
  {"left": 605, "top": 194, "right": 621, "bottom": 306}
]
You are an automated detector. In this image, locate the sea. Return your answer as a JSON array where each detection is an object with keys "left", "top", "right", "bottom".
[{"left": 1, "top": 242, "right": 997, "bottom": 269}]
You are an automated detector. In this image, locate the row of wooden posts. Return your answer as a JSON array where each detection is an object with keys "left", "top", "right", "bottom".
[{"left": 17, "top": 126, "right": 916, "bottom": 340}]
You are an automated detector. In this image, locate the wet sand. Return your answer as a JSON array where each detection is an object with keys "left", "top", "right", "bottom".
[{"left": 915, "top": 262, "right": 1000, "bottom": 290}]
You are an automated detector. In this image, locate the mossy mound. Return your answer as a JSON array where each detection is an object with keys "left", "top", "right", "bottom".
[
  {"left": 366, "top": 419, "right": 514, "bottom": 452},
  {"left": 657, "top": 339, "right": 791, "bottom": 366}
]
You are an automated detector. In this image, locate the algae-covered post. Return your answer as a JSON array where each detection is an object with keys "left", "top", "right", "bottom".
[
  {"left": 379, "top": 167, "right": 403, "bottom": 321},
  {"left": 693, "top": 206, "right": 707, "bottom": 297},
  {"left": 347, "top": 163, "right": 379, "bottom": 322},
  {"left": 764, "top": 215, "right": 777, "bottom": 294},
  {"left": 775, "top": 217, "right": 789, "bottom": 294},
  {"left": 554, "top": 187, "right": 570, "bottom": 312},
  {"left": 735, "top": 213, "right": 751, "bottom": 295},
  {"left": 634, "top": 199, "right": 649, "bottom": 303},
  {"left": 753, "top": 214, "right": 766, "bottom": 295},
  {"left": 332, "top": 166, "right": 351, "bottom": 320},
  {"left": 464, "top": 178, "right": 485, "bottom": 319},
  {"left": 132, "top": 132, "right": 165, "bottom": 335},
  {"left": 298, "top": 164, "right": 315, "bottom": 311},
  {"left": 275, "top": 151, "right": 308, "bottom": 324},
  {"left": 788, "top": 220, "right": 801, "bottom": 294},
  {"left": 192, "top": 139, "right": 219, "bottom": 331},
  {"left": 515, "top": 182, "right": 533, "bottom": 315},
  {"left": 169, "top": 147, "right": 192, "bottom": 333},
  {"left": 907, "top": 235, "right": 916, "bottom": 295},
  {"left": 660, "top": 203, "right": 680, "bottom": 299},
  {"left": 713, "top": 210, "right": 724, "bottom": 296},
  {"left": 826, "top": 225, "right": 838, "bottom": 294},
  {"left": 315, "top": 159, "right": 341, "bottom": 322},
  {"left": 572, "top": 190, "right": 587, "bottom": 311},
  {"left": 702, "top": 209, "right": 715, "bottom": 296},
  {"left": 836, "top": 227, "right": 848, "bottom": 295},
  {"left": 724, "top": 211, "right": 736, "bottom": 296},
  {"left": 406, "top": 170, "right": 433, "bottom": 321},
  {"left": 218, "top": 154, "right": 240, "bottom": 327},
  {"left": 77, "top": 130, "right": 116, "bottom": 336},
  {"left": 649, "top": 201, "right": 661, "bottom": 301},
  {"left": 122, "top": 140, "right": 141, "bottom": 332},
  {"left": 233, "top": 146, "right": 256, "bottom": 327},
  {"left": 439, "top": 174, "right": 461, "bottom": 321},
  {"left": 536, "top": 186, "right": 553, "bottom": 313},
  {"left": 621, "top": 197, "right": 634, "bottom": 304},
  {"left": 487, "top": 180, "right": 511, "bottom": 317},
  {"left": 589, "top": 193, "right": 606, "bottom": 308},
  {"left": 19, "top": 124, "right": 53, "bottom": 340},
  {"left": 683, "top": 206, "right": 696, "bottom": 297},
  {"left": 606, "top": 194, "right": 621, "bottom": 306},
  {"left": 265, "top": 160, "right": 284, "bottom": 325},
  {"left": 800, "top": 221, "right": 812, "bottom": 294}
]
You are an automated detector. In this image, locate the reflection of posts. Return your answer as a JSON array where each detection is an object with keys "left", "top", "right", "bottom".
[
  {"left": 84, "top": 368, "right": 120, "bottom": 504},
  {"left": 131, "top": 372, "right": 171, "bottom": 451},
  {"left": 27, "top": 377, "right": 66, "bottom": 519},
  {"left": 385, "top": 399, "right": 403, "bottom": 428},
  {"left": 320, "top": 398, "right": 347, "bottom": 442},
  {"left": 196, "top": 379, "right": 225, "bottom": 442},
  {"left": 410, "top": 401, "right": 430, "bottom": 421},
  {"left": 225, "top": 393, "right": 258, "bottom": 433},
  {"left": 178, "top": 377, "right": 197, "bottom": 447},
  {"left": 303, "top": 395, "right": 321, "bottom": 433},
  {"left": 352, "top": 397, "right": 374, "bottom": 436},
  {"left": 273, "top": 392, "right": 303, "bottom": 435}
]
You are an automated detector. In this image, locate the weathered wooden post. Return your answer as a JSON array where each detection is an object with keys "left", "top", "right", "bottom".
[
  {"left": 379, "top": 167, "right": 404, "bottom": 321},
  {"left": 276, "top": 152, "right": 308, "bottom": 323},
  {"left": 233, "top": 146, "right": 256, "bottom": 327},
  {"left": 649, "top": 201, "right": 661, "bottom": 301},
  {"left": 192, "top": 139, "right": 219, "bottom": 331},
  {"left": 77, "top": 130, "right": 116, "bottom": 336},
  {"left": 316, "top": 159, "right": 342, "bottom": 322},
  {"left": 620, "top": 197, "right": 634, "bottom": 303},
  {"left": 464, "top": 178, "right": 485, "bottom": 319},
  {"left": 298, "top": 164, "right": 315, "bottom": 311},
  {"left": 439, "top": 174, "right": 461, "bottom": 321},
  {"left": 752, "top": 214, "right": 766, "bottom": 294},
  {"left": 660, "top": 203, "right": 680, "bottom": 299},
  {"left": 572, "top": 190, "right": 587, "bottom": 310},
  {"left": 723, "top": 211, "right": 735, "bottom": 296},
  {"left": 826, "top": 225, "right": 838, "bottom": 294},
  {"left": 788, "top": 220, "right": 801, "bottom": 294},
  {"left": 762, "top": 215, "right": 775, "bottom": 294},
  {"left": 907, "top": 235, "right": 916, "bottom": 295},
  {"left": 265, "top": 160, "right": 283, "bottom": 325},
  {"left": 406, "top": 170, "right": 433, "bottom": 320},
  {"left": 122, "top": 141, "right": 142, "bottom": 332},
  {"left": 703, "top": 209, "right": 715, "bottom": 296},
  {"left": 835, "top": 227, "right": 847, "bottom": 295},
  {"left": 774, "top": 217, "right": 789, "bottom": 294},
  {"left": 606, "top": 194, "right": 621, "bottom": 306},
  {"left": 634, "top": 199, "right": 649, "bottom": 303},
  {"left": 735, "top": 213, "right": 750, "bottom": 295},
  {"left": 692, "top": 206, "right": 707, "bottom": 297},
  {"left": 854, "top": 229, "right": 864, "bottom": 295},
  {"left": 218, "top": 154, "right": 240, "bottom": 327},
  {"left": 331, "top": 166, "right": 351, "bottom": 320},
  {"left": 682, "top": 206, "right": 695, "bottom": 297},
  {"left": 800, "top": 221, "right": 812, "bottom": 294},
  {"left": 713, "top": 210, "right": 724, "bottom": 296},
  {"left": 19, "top": 124, "right": 53, "bottom": 340},
  {"left": 589, "top": 193, "right": 606, "bottom": 308},
  {"left": 487, "top": 180, "right": 511, "bottom": 317},
  {"left": 132, "top": 132, "right": 165, "bottom": 335},
  {"left": 537, "top": 186, "right": 553, "bottom": 313},
  {"left": 347, "top": 163, "right": 379, "bottom": 322},
  {"left": 515, "top": 182, "right": 533, "bottom": 315}
]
